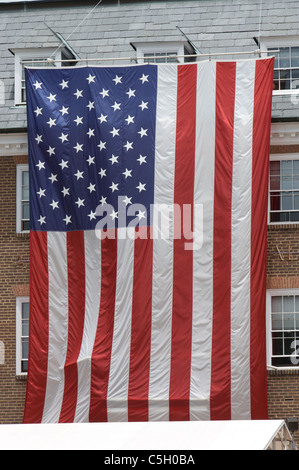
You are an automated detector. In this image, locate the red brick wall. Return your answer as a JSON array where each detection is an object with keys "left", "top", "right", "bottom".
[{"left": 0, "top": 155, "right": 29, "bottom": 423}]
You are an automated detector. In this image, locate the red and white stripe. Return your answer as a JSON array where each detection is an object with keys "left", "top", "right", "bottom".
[{"left": 23, "top": 58, "right": 274, "bottom": 424}]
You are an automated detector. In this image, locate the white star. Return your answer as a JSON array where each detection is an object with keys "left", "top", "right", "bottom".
[
  {"left": 63, "top": 215, "right": 72, "bottom": 225},
  {"left": 99, "top": 196, "right": 107, "bottom": 206},
  {"left": 49, "top": 173, "right": 58, "bottom": 183},
  {"left": 35, "top": 134, "right": 43, "bottom": 144},
  {"left": 126, "top": 88, "right": 136, "bottom": 98},
  {"left": 87, "top": 155, "right": 95, "bottom": 166},
  {"left": 125, "top": 115, "right": 135, "bottom": 125},
  {"left": 136, "top": 182, "right": 146, "bottom": 192},
  {"left": 110, "top": 209, "right": 118, "bottom": 220},
  {"left": 113, "top": 75, "right": 122, "bottom": 85},
  {"left": 34, "top": 106, "right": 43, "bottom": 116},
  {"left": 138, "top": 127, "right": 148, "bottom": 138},
  {"left": 87, "top": 183, "right": 96, "bottom": 193},
  {"left": 110, "top": 127, "right": 120, "bottom": 137},
  {"left": 50, "top": 200, "right": 59, "bottom": 210},
  {"left": 33, "top": 80, "right": 42, "bottom": 90},
  {"left": 109, "top": 182, "right": 119, "bottom": 193},
  {"left": 36, "top": 160, "right": 45, "bottom": 171},
  {"left": 123, "top": 141, "right": 133, "bottom": 151},
  {"left": 61, "top": 187, "right": 70, "bottom": 197},
  {"left": 38, "top": 215, "right": 46, "bottom": 225},
  {"left": 74, "top": 143, "right": 83, "bottom": 153},
  {"left": 47, "top": 146, "right": 55, "bottom": 156},
  {"left": 59, "top": 80, "right": 69, "bottom": 89},
  {"left": 59, "top": 133, "right": 69, "bottom": 143},
  {"left": 47, "top": 117, "right": 56, "bottom": 128},
  {"left": 98, "top": 114, "right": 108, "bottom": 123},
  {"left": 74, "top": 116, "right": 83, "bottom": 126},
  {"left": 137, "top": 154, "right": 147, "bottom": 165},
  {"left": 75, "top": 197, "right": 85, "bottom": 208},
  {"left": 74, "top": 89, "right": 83, "bottom": 99},
  {"left": 59, "top": 159, "right": 69, "bottom": 170},
  {"left": 123, "top": 196, "right": 132, "bottom": 206},
  {"left": 111, "top": 101, "right": 121, "bottom": 112},
  {"left": 74, "top": 169, "right": 84, "bottom": 180},
  {"left": 59, "top": 106, "right": 69, "bottom": 116},
  {"left": 47, "top": 93, "right": 56, "bottom": 102},
  {"left": 100, "top": 88, "right": 109, "bottom": 98},
  {"left": 98, "top": 141, "right": 106, "bottom": 151},
  {"left": 109, "top": 154, "right": 119, "bottom": 165},
  {"left": 88, "top": 210, "right": 97, "bottom": 221},
  {"left": 86, "top": 74, "right": 96, "bottom": 84},
  {"left": 137, "top": 210, "right": 146, "bottom": 220},
  {"left": 122, "top": 168, "right": 132, "bottom": 179},
  {"left": 36, "top": 188, "right": 46, "bottom": 198},
  {"left": 87, "top": 128, "right": 95, "bottom": 138},
  {"left": 140, "top": 74, "right": 149, "bottom": 84},
  {"left": 139, "top": 101, "right": 149, "bottom": 111},
  {"left": 87, "top": 101, "right": 95, "bottom": 111},
  {"left": 98, "top": 168, "right": 106, "bottom": 178}
]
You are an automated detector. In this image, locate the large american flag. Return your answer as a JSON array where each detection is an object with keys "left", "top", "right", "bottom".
[{"left": 23, "top": 58, "right": 274, "bottom": 424}]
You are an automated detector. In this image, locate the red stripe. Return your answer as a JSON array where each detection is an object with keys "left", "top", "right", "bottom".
[
  {"left": 169, "top": 64, "right": 197, "bottom": 421},
  {"left": 23, "top": 231, "right": 49, "bottom": 424},
  {"left": 128, "top": 228, "right": 153, "bottom": 421},
  {"left": 210, "top": 62, "right": 236, "bottom": 421},
  {"left": 89, "top": 230, "right": 117, "bottom": 422},
  {"left": 250, "top": 58, "right": 274, "bottom": 420},
  {"left": 59, "top": 231, "right": 86, "bottom": 423}
]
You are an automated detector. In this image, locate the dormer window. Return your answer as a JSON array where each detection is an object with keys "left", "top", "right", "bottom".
[{"left": 10, "top": 47, "right": 77, "bottom": 105}]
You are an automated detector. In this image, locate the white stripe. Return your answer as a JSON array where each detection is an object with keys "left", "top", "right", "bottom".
[
  {"left": 230, "top": 60, "right": 255, "bottom": 420},
  {"left": 107, "top": 228, "right": 135, "bottom": 422},
  {"left": 42, "top": 232, "right": 68, "bottom": 423},
  {"left": 190, "top": 61, "right": 216, "bottom": 421},
  {"left": 148, "top": 65, "right": 177, "bottom": 421},
  {"left": 74, "top": 231, "right": 102, "bottom": 423}
]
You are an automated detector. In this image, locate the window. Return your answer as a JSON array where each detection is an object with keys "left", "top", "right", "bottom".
[
  {"left": 268, "top": 46, "right": 299, "bottom": 92},
  {"left": 267, "top": 290, "right": 299, "bottom": 368},
  {"left": 10, "top": 47, "right": 77, "bottom": 105},
  {"left": 134, "top": 41, "right": 196, "bottom": 64},
  {"left": 269, "top": 154, "right": 299, "bottom": 223},
  {"left": 16, "top": 297, "right": 29, "bottom": 375},
  {"left": 16, "top": 164, "right": 30, "bottom": 233}
]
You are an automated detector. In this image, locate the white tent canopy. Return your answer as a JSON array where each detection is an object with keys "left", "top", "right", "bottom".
[{"left": 0, "top": 420, "right": 295, "bottom": 451}]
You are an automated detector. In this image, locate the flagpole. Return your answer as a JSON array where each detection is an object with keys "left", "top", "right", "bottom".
[{"left": 21, "top": 49, "right": 279, "bottom": 66}]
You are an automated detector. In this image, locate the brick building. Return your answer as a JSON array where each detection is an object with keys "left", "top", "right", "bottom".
[{"left": 1, "top": 0, "right": 299, "bottom": 443}]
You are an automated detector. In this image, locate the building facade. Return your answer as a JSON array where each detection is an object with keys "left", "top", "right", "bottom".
[{"left": 1, "top": 0, "right": 299, "bottom": 441}]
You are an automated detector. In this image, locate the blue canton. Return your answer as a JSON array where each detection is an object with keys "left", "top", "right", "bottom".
[{"left": 26, "top": 65, "right": 157, "bottom": 231}]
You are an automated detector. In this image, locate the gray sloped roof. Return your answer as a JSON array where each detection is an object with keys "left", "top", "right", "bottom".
[{"left": 0, "top": 0, "right": 298, "bottom": 131}]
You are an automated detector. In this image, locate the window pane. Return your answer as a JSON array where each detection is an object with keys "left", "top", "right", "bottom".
[
  {"left": 272, "top": 338, "right": 283, "bottom": 356},
  {"left": 21, "top": 360, "right": 28, "bottom": 373},
  {"left": 272, "top": 296, "right": 282, "bottom": 313},
  {"left": 22, "top": 338, "right": 29, "bottom": 360},
  {"left": 22, "top": 302, "right": 29, "bottom": 319},
  {"left": 22, "top": 201, "right": 30, "bottom": 220},
  {"left": 284, "top": 314, "right": 295, "bottom": 330},
  {"left": 280, "top": 47, "right": 291, "bottom": 68},
  {"left": 272, "top": 313, "right": 283, "bottom": 330},
  {"left": 291, "top": 47, "right": 299, "bottom": 68},
  {"left": 284, "top": 296, "right": 294, "bottom": 312},
  {"left": 282, "top": 194, "right": 292, "bottom": 210}
]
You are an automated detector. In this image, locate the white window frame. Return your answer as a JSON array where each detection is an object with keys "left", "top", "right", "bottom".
[
  {"left": 16, "top": 296, "right": 29, "bottom": 376},
  {"left": 267, "top": 289, "right": 299, "bottom": 370},
  {"left": 12, "top": 48, "right": 62, "bottom": 105},
  {"left": 261, "top": 36, "right": 299, "bottom": 96},
  {"left": 135, "top": 41, "right": 194, "bottom": 64},
  {"left": 268, "top": 153, "right": 299, "bottom": 225},
  {"left": 16, "top": 164, "right": 30, "bottom": 234}
]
